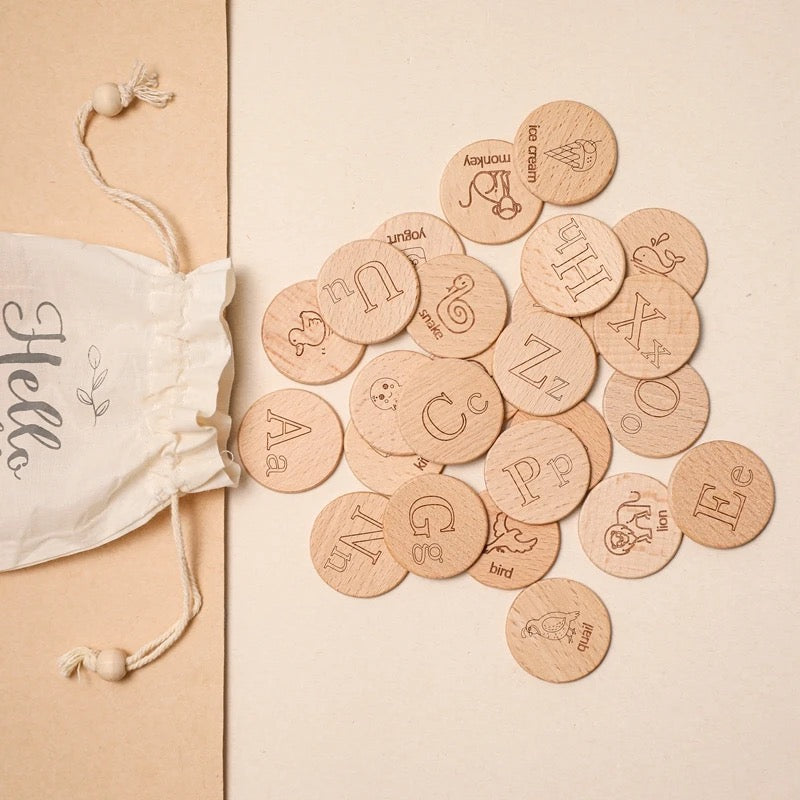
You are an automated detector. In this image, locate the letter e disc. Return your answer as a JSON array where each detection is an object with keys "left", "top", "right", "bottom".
[
  {"left": 668, "top": 441, "right": 774, "bottom": 548},
  {"left": 506, "top": 578, "right": 611, "bottom": 682},
  {"left": 238, "top": 389, "right": 343, "bottom": 492},
  {"left": 485, "top": 420, "right": 590, "bottom": 524},
  {"left": 383, "top": 474, "right": 488, "bottom": 579},
  {"left": 310, "top": 492, "right": 407, "bottom": 598}
]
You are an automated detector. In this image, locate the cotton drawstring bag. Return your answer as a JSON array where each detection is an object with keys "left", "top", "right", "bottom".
[{"left": 0, "top": 63, "right": 239, "bottom": 681}]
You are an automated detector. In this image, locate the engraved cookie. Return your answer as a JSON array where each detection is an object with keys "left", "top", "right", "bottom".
[
  {"left": 440, "top": 139, "right": 543, "bottom": 244},
  {"left": 396, "top": 357, "right": 505, "bottom": 464},
  {"left": 668, "top": 441, "right": 774, "bottom": 549},
  {"left": 238, "top": 389, "right": 342, "bottom": 492},
  {"left": 579, "top": 473, "right": 682, "bottom": 578},
  {"left": 343, "top": 422, "right": 442, "bottom": 495},
  {"left": 513, "top": 101, "right": 617, "bottom": 206},
  {"left": 261, "top": 280, "right": 365, "bottom": 384},
  {"left": 603, "top": 365, "right": 709, "bottom": 457},
  {"left": 485, "top": 419, "right": 590, "bottom": 524},
  {"left": 468, "top": 492, "right": 560, "bottom": 590},
  {"left": 594, "top": 274, "right": 700, "bottom": 379},
  {"left": 492, "top": 313, "right": 597, "bottom": 416},
  {"left": 520, "top": 215, "right": 625, "bottom": 316},
  {"left": 383, "top": 474, "right": 488, "bottom": 579},
  {"left": 407, "top": 254, "right": 508, "bottom": 358},
  {"left": 316, "top": 239, "right": 419, "bottom": 344},
  {"left": 371, "top": 211, "right": 464, "bottom": 267},
  {"left": 614, "top": 208, "right": 707, "bottom": 296},
  {"left": 506, "top": 578, "right": 611, "bottom": 682},
  {"left": 310, "top": 492, "right": 407, "bottom": 597}
]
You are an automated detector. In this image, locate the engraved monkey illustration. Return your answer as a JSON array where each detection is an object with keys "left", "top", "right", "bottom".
[
  {"left": 287, "top": 310, "right": 329, "bottom": 356},
  {"left": 521, "top": 610, "right": 579, "bottom": 643},
  {"left": 631, "top": 232, "right": 686, "bottom": 277},
  {"left": 436, "top": 273, "right": 475, "bottom": 334},
  {"left": 459, "top": 170, "right": 522, "bottom": 220},
  {"left": 485, "top": 512, "right": 538, "bottom": 555},
  {"left": 604, "top": 491, "right": 654, "bottom": 555}
]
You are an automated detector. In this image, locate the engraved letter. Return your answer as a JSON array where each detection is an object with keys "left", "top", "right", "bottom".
[
  {"left": 353, "top": 260, "right": 404, "bottom": 313},
  {"left": 693, "top": 483, "right": 746, "bottom": 531},
  {"left": 409, "top": 496, "right": 456, "bottom": 538},
  {"left": 324, "top": 545, "right": 352, "bottom": 573},
  {"left": 320, "top": 278, "right": 355, "bottom": 304},
  {"left": 546, "top": 454, "right": 573, "bottom": 487},
  {"left": 265, "top": 408, "right": 311, "bottom": 450},
  {"left": 501, "top": 457, "right": 541, "bottom": 506},
  {"left": 421, "top": 392, "right": 466, "bottom": 441},
  {"left": 606, "top": 292, "right": 665, "bottom": 351}
]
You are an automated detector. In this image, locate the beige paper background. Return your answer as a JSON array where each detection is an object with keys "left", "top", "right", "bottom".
[
  {"left": 228, "top": 1, "right": 800, "bottom": 798},
  {"left": 0, "top": 2, "right": 228, "bottom": 799}
]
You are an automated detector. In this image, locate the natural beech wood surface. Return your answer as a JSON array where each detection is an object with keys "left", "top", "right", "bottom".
[
  {"left": 520, "top": 214, "right": 625, "bottom": 316},
  {"left": 512, "top": 401, "right": 612, "bottom": 489},
  {"left": 396, "top": 357, "right": 504, "bottom": 464},
  {"left": 577, "top": 313, "right": 598, "bottom": 352},
  {"left": 614, "top": 208, "right": 707, "bottom": 296},
  {"left": 440, "top": 139, "right": 542, "bottom": 244},
  {"left": 603, "top": 364, "right": 709, "bottom": 457},
  {"left": 594, "top": 274, "right": 700, "bottom": 379},
  {"left": 492, "top": 313, "right": 596, "bottom": 416},
  {"left": 238, "top": 389, "right": 343, "bottom": 492},
  {"left": 512, "top": 101, "right": 617, "bottom": 206},
  {"left": 485, "top": 420, "right": 590, "bottom": 524},
  {"left": 506, "top": 578, "right": 611, "bottom": 682},
  {"left": 578, "top": 473, "right": 682, "bottom": 578},
  {"left": 261, "top": 279, "right": 365, "bottom": 384},
  {"left": 668, "top": 440, "right": 774, "bottom": 549},
  {"left": 343, "top": 422, "right": 442, "bottom": 495},
  {"left": 309, "top": 492, "right": 408, "bottom": 598},
  {"left": 316, "top": 239, "right": 419, "bottom": 344},
  {"left": 510, "top": 284, "right": 546, "bottom": 320},
  {"left": 383, "top": 474, "right": 488, "bottom": 579},
  {"left": 349, "top": 349, "right": 432, "bottom": 455},
  {"left": 468, "top": 492, "right": 560, "bottom": 590},
  {"left": 407, "top": 254, "right": 508, "bottom": 358},
  {"left": 467, "top": 343, "right": 517, "bottom": 420},
  {"left": 371, "top": 211, "right": 464, "bottom": 266}
]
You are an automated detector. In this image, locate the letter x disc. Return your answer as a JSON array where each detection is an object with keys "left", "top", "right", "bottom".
[
  {"left": 668, "top": 441, "right": 774, "bottom": 549},
  {"left": 506, "top": 578, "right": 611, "bottom": 683},
  {"left": 382, "top": 474, "right": 488, "bottom": 579},
  {"left": 520, "top": 214, "right": 625, "bottom": 316},
  {"left": 594, "top": 274, "right": 700, "bottom": 379},
  {"left": 237, "top": 389, "right": 343, "bottom": 492},
  {"left": 485, "top": 420, "right": 591, "bottom": 524},
  {"left": 316, "top": 239, "right": 420, "bottom": 344},
  {"left": 309, "top": 492, "right": 407, "bottom": 597},
  {"left": 579, "top": 473, "right": 682, "bottom": 578},
  {"left": 396, "top": 357, "right": 505, "bottom": 464},
  {"left": 492, "top": 314, "right": 597, "bottom": 416}
]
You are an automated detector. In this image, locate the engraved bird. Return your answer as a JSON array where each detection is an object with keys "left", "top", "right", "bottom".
[
  {"left": 521, "top": 610, "right": 580, "bottom": 643},
  {"left": 288, "top": 309, "right": 329, "bottom": 356},
  {"left": 485, "top": 512, "right": 538, "bottom": 555}
]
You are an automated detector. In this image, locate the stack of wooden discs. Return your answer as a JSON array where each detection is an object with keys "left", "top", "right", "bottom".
[{"left": 239, "top": 100, "right": 775, "bottom": 684}]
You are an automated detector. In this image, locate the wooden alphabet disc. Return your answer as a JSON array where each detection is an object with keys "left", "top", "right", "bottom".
[
  {"left": 238, "top": 389, "right": 342, "bottom": 492},
  {"left": 310, "top": 492, "right": 407, "bottom": 598},
  {"left": 603, "top": 365, "right": 710, "bottom": 457},
  {"left": 668, "top": 441, "right": 774, "bottom": 549},
  {"left": 261, "top": 280, "right": 365, "bottom": 384},
  {"left": 492, "top": 314, "right": 597, "bottom": 416},
  {"left": 468, "top": 492, "right": 560, "bottom": 590},
  {"left": 371, "top": 211, "right": 464, "bottom": 267},
  {"left": 343, "top": 422, "right": 443, "bottom": 495},
  {"left": 466, "top": 344, "right": 517, "bottom": 420},
  {"left": 407, "top": 254, "right": 508, "bottom": 358},
  {"left": 396, "top": 357, "right": 505, "bottom": 464},
  {"left": 439, "top": 139, "right": 543, "bottom": 244},
  {"left": 382, "top": 474, "right": 488, "bottom": 579},
  {"left": 349, "top": 350, "right": 432, "bottom": 455},
  {"left": 485, "top": 420, "right": 590, "bottom": 524},
  {"left": 506, "top": 578, "right": 611, "bottom": 682},
  {"left": 594, "top": 275, "right": 700, "bottom": 379},
  {"left": 614, "top": 208, "right": 707, "bottom": 296},
  {"left": 578, "top": 473, "right": 682, "bottom": 578},
  {"left": 520, "top": 214, "right": 626, "bottom": 316},
  {"left": 316, "top": 239, "right": 419, "bottom": 344},
  {"left": 512, "top": 101, "right": 617, "bottom": 206},
  {"left": 512, "top": 402, "right": 612, "bottom": 489}
]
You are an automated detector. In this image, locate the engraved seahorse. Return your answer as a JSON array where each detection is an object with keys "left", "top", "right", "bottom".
[{"left": 436, "top": 273, "right": 475, "bottom": 334}]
